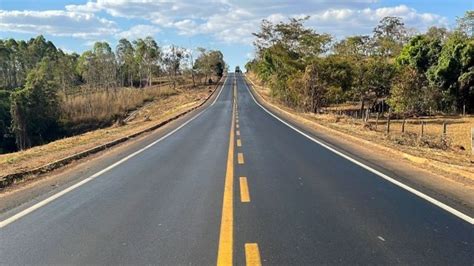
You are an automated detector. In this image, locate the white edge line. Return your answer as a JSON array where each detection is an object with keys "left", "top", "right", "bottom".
[
  {"left": 243, "top": 75, "right": 474, "bottom": 225},
  {"left": 211, "top": 75, "right": 228, "bottom": 106},
  {"left": 0, "top": 76, "right": 230, "bottom": 229}
]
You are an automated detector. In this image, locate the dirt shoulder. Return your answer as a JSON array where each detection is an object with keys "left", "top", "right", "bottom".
[
  {"left": 245, "top": 74, "right": 474, "bottom": 213},
  {"left": 0, "top": 81, "right": 219, "bottom": 182}
]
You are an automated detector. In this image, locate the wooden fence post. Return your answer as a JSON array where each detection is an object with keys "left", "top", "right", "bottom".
[
  {"left": 375, "top": 112, "right": 380, "bottom": 130},
  {"left": 420, "top": 121, "right": 425, "bottom": 137},
  {"left": 441, "top": 121, "right": 448, "bottom": 140},
  {"left": 386, "top": 110, "right": 391, "bottom": 134}
]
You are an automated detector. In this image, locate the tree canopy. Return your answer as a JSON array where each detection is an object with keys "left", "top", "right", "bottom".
[{"left": 247, "top": 11, "right": 474, "bottom": 116}]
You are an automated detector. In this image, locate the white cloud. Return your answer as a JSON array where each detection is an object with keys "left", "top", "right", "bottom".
[
  {"left": 116, "top": 24, "right": 161, "bottom": 39},
  {"left": 0, "top": 10, "right": 118, "bottom": 38},
  {"left": 63, "top": 1, "right": 447, "bottom": 44},
  {"left": 307, "top": 5, "right": 449, "bottom": 38},
  {"left": 2, "top": 1, "right": 449, "bottom": 45}
]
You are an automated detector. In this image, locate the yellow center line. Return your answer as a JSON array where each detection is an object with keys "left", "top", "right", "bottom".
[
  {"left": 239, "top": 177, "right": 250, "bottom": 203},
  {"left": 216, "top": 83, "right": 236, "bottom": 266},
  {"left": 245, "top": 243, "right": 262, "bottom": 266},
  {"left": 237, "top": 139, "right": 242, "bottom": 147},
  {"left": 238, "top": 153, "right": 245, "bottom": 164}
]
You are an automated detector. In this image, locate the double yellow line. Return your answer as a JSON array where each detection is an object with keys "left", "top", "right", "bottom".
[
  {"left": 216, "top": 80, "right": 237, "bottom": 266},
  {"left": 217, "top": 76, "right": 261, "bottom": 266}
]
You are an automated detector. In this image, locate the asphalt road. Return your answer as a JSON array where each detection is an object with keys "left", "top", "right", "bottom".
[{"left": 0, "top": 73, "right": 473, "bottom": 265}]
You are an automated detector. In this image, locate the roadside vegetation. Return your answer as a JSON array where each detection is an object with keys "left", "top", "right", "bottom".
[
  {"left": 0, "top": 36, "right": 226, "bottom": 153},
  {"left": 0, "top": 84, "right": 217, "bottom": 178},
  {"left": 246, "top": 11, "right": 474, "bottom": 155}
]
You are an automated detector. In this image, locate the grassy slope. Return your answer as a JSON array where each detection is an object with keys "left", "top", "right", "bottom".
[{"left": 0, "top": 83, "right": 214, "bottom": 177}]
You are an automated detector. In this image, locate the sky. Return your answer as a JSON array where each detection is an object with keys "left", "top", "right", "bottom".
[{"left": 0, "top": 0, "right": 472, "bottom": 69}]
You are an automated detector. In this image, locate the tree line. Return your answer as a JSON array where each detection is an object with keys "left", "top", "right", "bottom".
[
  {"left": 246, "top": 11, "right": 473, "bottom": 118},
  {"left": 0, "top": 35, "right": 226, "bottom": 152}
]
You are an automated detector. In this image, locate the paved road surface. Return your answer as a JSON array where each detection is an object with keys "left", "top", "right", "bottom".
[{"left": 0, "top": 73, "right": 472, "bottom": 265}]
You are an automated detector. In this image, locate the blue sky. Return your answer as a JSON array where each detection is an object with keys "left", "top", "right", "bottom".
[{"left": 1, "top": 0, "right": 472, "bottom": 69}]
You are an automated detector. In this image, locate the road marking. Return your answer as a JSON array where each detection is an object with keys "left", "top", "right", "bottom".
[
  {"left": 244, "top": 76, "right": 474, "bottom": 225},
  {"left": 245, "top": 243, "right": 262, "bottom": 266},
  {"left": 236, "top": 124, "right": 240, "bottom": 129},
  {"left": 237, "top": 139, "right": 242, "bottom": 147},
  {"left": 238, "top": 153, "right": 245, "bottom": 164},
  {"left": 216, "top": 78, "right": 236, "bottom": 265},
  {"left": 239, "top": 177, "right": 250, "bottom": 202},
  {"left": 0, "top": 76, "right": 232, "bottom": 229},
  {"left": 211, "top": 75, "right": 229, "bottom": 106},
  {"left": 236, "top": 130, "right": 240, "bottom": 136}
]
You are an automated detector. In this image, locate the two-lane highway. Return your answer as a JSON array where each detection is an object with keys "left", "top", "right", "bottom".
[{"left": 0, "top": 73, "right": 472, "bottom": 265}]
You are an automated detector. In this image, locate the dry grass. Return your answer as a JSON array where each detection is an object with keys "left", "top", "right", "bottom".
[
  {"left": 60, "top": 83, "right": 176, "bottom": 125},
  {"left": 0, "top": 79, "right": 216, "bottom": 177},
  {"left": 58, "top": 75, "right": 215, "bottom": 134},
  {"left": 367, "top": 117, "right": 473, "bottom": 151},
  {"left": 312, "top": 114, "right": 474, "bottom": 153}
]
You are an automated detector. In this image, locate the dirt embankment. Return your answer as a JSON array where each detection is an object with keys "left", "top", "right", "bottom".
[{"left": 0, "top": 81, "right": 218, "bottom": 182}]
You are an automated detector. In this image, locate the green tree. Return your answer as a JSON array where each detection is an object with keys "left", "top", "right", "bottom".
[
  {"left": 134, "top": 37, "right": 160, "bottom": 87},
  {"left": 56, "top": 50, "right": 80, "bottom": 94},
  {"left": 333, "top": 35, "right": 371, "bottom": 58},
  {"left": 10, "top": 58, "right": 60, "bottom": 150},
  {"left": 373, "top": 16, "right": 408, "bottom": 57},
  {"left": 0, "top": 90, "right": 13, "bottom": 152},
  {"left": 77, "top": 42, "right": 116, "bottom": 90},
  {"left": 397, "top": 35, "right": 442, "bottom": 72},
  {"left": 116, "top": 38, "right": 136, "bottom": 87},
  {"left": 352, "top": 57, "right": 396, "bottom": 113},
  {"left": 456, "top": 10, "right": 474, "bottom": 37},
  {"left": 251, "top": 17, "right": 331, "bottom": 103},
  {"left": 300, "top": 61, "right": 328, "bottom": 112},
  {"left": 388, "top": 67, "right": 440, "bottom": 114},
  {"left": 427, "top": 33, "right": 473, "bottom": 111},
  {"left": 425, "top": 26, "right": 449, "bottom": 42},
  {"left": 194, "top": 48, "right": 226, "bottom": 84},
  {"left": 163, "top": 45, "right": 186, "bottom": 88}
]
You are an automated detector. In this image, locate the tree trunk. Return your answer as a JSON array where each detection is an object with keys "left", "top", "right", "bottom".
[
  {"left": 360, "top": 98, "right": 365, "bottom": 119},
  {"left": 148, "top": 66, "right": 152, "bottom": 87}
]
